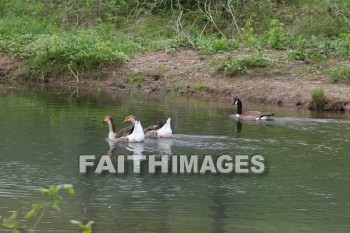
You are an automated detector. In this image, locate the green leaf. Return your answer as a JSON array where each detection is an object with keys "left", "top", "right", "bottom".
[
  {"left": 39, "top": 188, "right": 50, "bottom": 195},
  {"left": 49, "top": 185, "right": 57, "bottom": 193},
  {"left": 67, "top": 188, "right": 75, "bottom": 195},
  {"left": 86, "top": 221, "right": 95, "bottom": 227},
  {"left": 70, "top": 219, "right": 86, "bottom": 229},
  {"left": 8, "top": 212, "right": 17, "bottom": 221},
  {"left": 51, "top": 202, "right": 61, "bottom": 211},
  {"left": 32, "top": 203, "right": 42, "bottom": 211},
  {"left": 24, "top": 210, "right": 35, "bottom": 219}
]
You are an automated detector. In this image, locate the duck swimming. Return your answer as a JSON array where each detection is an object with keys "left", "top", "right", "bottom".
[
  {"left": 103, "top": 115, "right": 144, "bottom": 142},
  {"left": 233, "top": 98, "right": 274, "bottom": 121},
  {"left": 123, "top": 115, "right": 172, "bottom": 138}
]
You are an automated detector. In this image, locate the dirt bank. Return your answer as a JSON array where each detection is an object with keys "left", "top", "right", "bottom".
[{"left": 1, "top": 49, "right": 349, "bottom": 111}]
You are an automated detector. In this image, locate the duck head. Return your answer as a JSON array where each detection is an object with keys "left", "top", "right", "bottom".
[
  {"left": 233, "top": 98, "right": 241, "bottom": 106},
  {"left": 232, "top": 98, "right": 243, "bottom": 116},
  {"left": 103, "top": 115, "right": 116, "bottom": 136},
  {"left": 103, "top": 115, "right": 113, "bottom": 123},
  {"left": 123, "top": 115, "right": 137, "bottom": 124}
]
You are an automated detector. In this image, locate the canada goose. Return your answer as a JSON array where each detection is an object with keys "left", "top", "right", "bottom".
[
  {"left": 233, "top": 98, "right": 274, "bottom": 121},
  {"left": 103, "top": 115, "right": 144, "bottom": 142},
  {"left": 123, "top": 115, "right": 172, "bottom": 138}
]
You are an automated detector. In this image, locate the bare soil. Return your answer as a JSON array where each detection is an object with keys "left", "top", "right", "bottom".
[{"left": 1, "top": 49, "right": 349, "bottom": 111}]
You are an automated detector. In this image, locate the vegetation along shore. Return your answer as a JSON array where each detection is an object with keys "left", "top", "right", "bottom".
[{"left": 0, "top": 0, "right": 349, "bottom": 111}]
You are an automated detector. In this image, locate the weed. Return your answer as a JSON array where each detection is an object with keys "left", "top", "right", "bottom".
[
  {"left": 0, "top": 184, "right": 94, "bottom": 233},
  {"left": 217, "top": 53, "right": 273, "bottom": 76},
  {"left": 240, "top": 20, "right": 264, "bottom": 49},
  {"left": 284, "top": 48, "right": 326, "bottom": 61},
  {"left": 1, "top": 0, "right": 350, "bottom": 80},
  {"left": 123, "top": 74, "right": 145, "bottom": 86},
  {"left": 310, "top": 87, "right": 327, "bottom": 110},
  {"left": 332, "top": 32, "right": 350, "bottom": 57},
  {"left": 264, "top": 19, "right": 287, "bottom": 49},
  {"left": 195, "top": 37, "right": 238, "bottom": 54},
  {"left": 330, "top": 65, "right": 350, "bottom": 83},
  {"left": 194, "top": 83, "right": 209, "bottom": 91}
]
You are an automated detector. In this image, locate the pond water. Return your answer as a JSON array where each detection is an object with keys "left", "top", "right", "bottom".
[{"left": 0, "top": 85, "right": 349, "bottom": 233}]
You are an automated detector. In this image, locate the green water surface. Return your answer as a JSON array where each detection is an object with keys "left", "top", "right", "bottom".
[{"left": 0, "top": 85, "right": 349, "bottom": 233}]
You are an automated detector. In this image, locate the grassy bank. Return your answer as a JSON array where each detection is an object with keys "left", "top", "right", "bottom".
[{"left": 0, "top": 0, "right": 349, "bottom": 82}]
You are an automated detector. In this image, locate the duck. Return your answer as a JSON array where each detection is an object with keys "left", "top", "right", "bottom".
[
  {"left": 123, "top": 115, "right": 172, "bottom": 138},
  {"left": 233, "top": 98, "right": 274, "bottom": 121},
  {"left": 103, "top": 115, "right": 144, "bottom": 142}
]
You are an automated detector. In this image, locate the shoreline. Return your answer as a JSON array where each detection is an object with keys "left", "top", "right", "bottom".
[{"left": 1, "top": 49, "right": 350, "bottom": 112}]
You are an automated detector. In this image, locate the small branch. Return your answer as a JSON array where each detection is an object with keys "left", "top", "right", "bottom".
[
  {"left": 174, "top": 0, "right": 196, "bottom": 48},
  {"left": 333, "top": 3, "right": 350, "bottom": 27},
  {"left": 127, "top": 0, "right": 140, "bottom": 20},
  {"left": 68, "top": 65, "right": 80, "bottom": 84},
  {"left": 225, "top": 0, "right": 243, "bottom": 40},
  {"left": 32, "top": 207, "right": 46, "bottom": 230}
]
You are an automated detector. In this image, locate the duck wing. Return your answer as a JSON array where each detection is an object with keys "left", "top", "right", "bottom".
[
  {"left": 243, "top": 111, "right": 274, "bottom": 118},
  {"left": 115, "top": 125, "right": 134, "bottom": 138},
  {"left": 144, "top": 121, "right": 166, "bottom": 134},
  {"left": 258, "top": 112, "right": 275, "bottom": 118}
]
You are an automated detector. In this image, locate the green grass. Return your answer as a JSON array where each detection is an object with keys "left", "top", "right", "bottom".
[
  {"left": 330, "top": 65, "right": 350, "bottom": 83},
  {"left": 123, "top": 74, "right": 146, "bottom": 86},
  {"left": 193, "top": 83, "right": 209, "bottom": 91},
  {"left": 195, "top": 37, "right": 238, "bottom": 54},
  {"left": 0, "top": 0, "right": 350, "bottom": 80},
  {"left": 311, "top": 87, "right": 327, "bottom": 104},
  {"left": 284, "top": 48, "right": 326, "bottom": 61},
  {"left": 217, "top": 53, "right": 274, "bottom": 76}
]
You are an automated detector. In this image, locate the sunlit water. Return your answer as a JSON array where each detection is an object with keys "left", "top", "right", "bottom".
[{"left": 0, "top": 85, "right": 349, "bottom": 233}]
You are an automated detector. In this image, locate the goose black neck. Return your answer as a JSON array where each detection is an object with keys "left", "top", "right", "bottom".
[{"left": 236, "top": 100, "right": 243, "bottom": 115}]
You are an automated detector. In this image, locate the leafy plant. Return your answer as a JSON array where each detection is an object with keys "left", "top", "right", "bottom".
[
  {"left": 330, "top": 65, "right": 350, "bottom": 83},
  {"left": 70, "top": 220, "right": 95, "bottom": 233},
  {"left": 0, "top": 184, "right": 94, "bottom": 233},
  {"left": 332, "top": 32, "right": 350, "bottom": 57},
  {"left": 264, "top": 19, "right": 287, "bottom": 49},
  {"left": 123, "top": 74, "right": 146, "bottom": 86},
  {"left": 195, "top": 37, "right": 238, "bottom": 54},
  {"left": 310, "top": 87, "right": 327, "bottom": 110},
  {"left": 240, "top": 20, "right": 264, "bottom": 49},
  {"left": 217, "top": 53, "right": 273, "bottom": 76},
  {"left": 284, "top": 48, "right": 326, "bottom": 61},
  {"left": 193, "top": 83, "right": 209, "bottom": 91}
]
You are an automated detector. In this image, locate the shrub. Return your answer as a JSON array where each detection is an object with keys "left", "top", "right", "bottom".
[
  {"left": 330, "top": 65, "right": 350, "bottom": 83},
  {"left": 240, "top": 20, "right": 264, "bottom": 49},
  {"left": 195, "top": 37, "right": 238, "bottom": 54},
  {"left": 217, "top": 53, "right": 273, "bottom": 76},
  {"left": 193, "top": 83, "right": 209, "bottom": 91},
  {"left": 284, "top": 48, "right": 326, "bottom": 61},
  {"left": 311, "top": 87, "right": 326, "bottom": 103},
  {"left": 123, "top": 74, "right": 145, "bottom": 86},
  {"left": 0, "top": 184, "right": 94, "bottom": 233},
  {"left": 264, "top": 19, "right": 287, "bottom": 49},
  {"left": 332, "top": 32, "right": 350, "bottom": 57},
  {"left": 28, "top": 32, "right": 128, "bottom": 75},
  {"left": 309, "top": 87, "right": 327, "bottom": 110}
]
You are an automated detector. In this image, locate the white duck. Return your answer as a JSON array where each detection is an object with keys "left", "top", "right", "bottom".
[
  {"left": 127, "top": 121, "right": 145, "bottom": 142},
  {"left": 103, "top": 115, "right": 144, "bottom": 142},
  {"left": 123, "top": 115, "right": 172, "bottom": 138}
]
